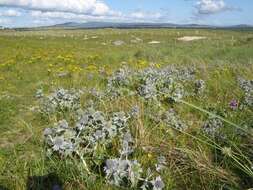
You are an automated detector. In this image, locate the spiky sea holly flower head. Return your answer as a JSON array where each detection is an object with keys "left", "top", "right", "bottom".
[
  {"left": 130, "top": 105, "right": 140, "bottom": 118},
  {"left": 194, "top": 79, "right": 205, "bottom": 94},
  {"left": 221, "top": 147, "right": 233, "bottom": 157},
  {"left": 202, "top": 117, "right": 224, "bottom": 136},
  {"left": 229, "top": 99, "right": 238, "bottom": 110},
  {"left": 151, "top": 176, "right": 165, "bottom": 190},
  {"left": 156, "top": 156, "right": 167, "bottom": 172},
  {"left": 162, "top": 109, "right": 188, "bottom": 131},
  {"left": 35, "top": 89, "right": 44, "bottom": 98}
]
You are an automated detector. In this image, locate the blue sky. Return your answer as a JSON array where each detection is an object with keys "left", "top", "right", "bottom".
[{"left": 0, "top": 0, "right": 252, "bottom": 27}]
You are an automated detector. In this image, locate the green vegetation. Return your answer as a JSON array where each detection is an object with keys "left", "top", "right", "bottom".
[{"left": 0, "top": 29, "right": 253, "bottom": 190}]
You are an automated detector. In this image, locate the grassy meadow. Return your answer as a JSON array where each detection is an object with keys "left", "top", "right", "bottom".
[{"left": 0, "top": 28, "right": 253, "bottom": 190}]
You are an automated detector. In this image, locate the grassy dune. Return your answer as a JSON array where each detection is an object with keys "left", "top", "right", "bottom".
[{"left": 0, "top": 29, "right": 253, "bottom": 189}]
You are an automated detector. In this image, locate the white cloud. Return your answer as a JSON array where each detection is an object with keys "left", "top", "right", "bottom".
[
  {"left": 0, "top": 1, "right": 171, "bottom": 25},
  {"left": 30, "top": 10, "right": 121, "bottom": 22},
  {"left": 196, "top": 0, "right": 232, "bottom": 14},
  {"left": 0, "top": 1, "right": 172, "bottom": 27},
  {"left": 0, "top": 9, "right": 21, "bottom": 16},
  {"left": 29, "top": 9, "right": 168, "bottom": 23},
  {"left": 30, "top": 11, "right": 75, "bottom": 19},
  {"left": 0, "top": 0, "right": 110, "bottom": 16}
]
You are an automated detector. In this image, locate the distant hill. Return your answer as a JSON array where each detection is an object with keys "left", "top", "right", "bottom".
[
  {"left": 49, "top": 22, "right": 215, "bottom": 29},
  {"left": 13, "top": 22, "right": 253, "bottom": 30},
  {"left": 225, "top": 24, "right": 253, "bottom": 29}
]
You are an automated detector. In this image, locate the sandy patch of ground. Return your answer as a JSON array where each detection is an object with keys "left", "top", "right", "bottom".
[
  {"left": 177, "top": 36, "right": 207, "bottom": 42},
  {"left": 113, "top": 40, "right": 125, "bottom": 46},
  {"left": 148, "top": 41, "right": 161, "bottom": 44}
]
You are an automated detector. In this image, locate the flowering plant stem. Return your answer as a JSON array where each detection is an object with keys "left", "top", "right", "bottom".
[
  {"left": 76, "top": 151, "right": 91, "bottom": 175},
  {"left": 178, "top": 99, "right": 250, "bottom": 135}
]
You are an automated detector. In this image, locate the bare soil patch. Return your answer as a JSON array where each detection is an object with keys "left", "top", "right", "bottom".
[{"left": 177, "top": 36, "right": 207, "bottom": 42}]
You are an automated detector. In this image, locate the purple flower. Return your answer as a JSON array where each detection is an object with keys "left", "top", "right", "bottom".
[{"left": 229, "top": 99, "right": 238, "bottom": 110}]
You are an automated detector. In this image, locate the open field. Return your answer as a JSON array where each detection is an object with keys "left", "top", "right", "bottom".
[{"left": 0, "top": 29, "right": 253, "bottom": 190}]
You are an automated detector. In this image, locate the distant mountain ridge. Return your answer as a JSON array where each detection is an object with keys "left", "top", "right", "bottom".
[
  {"left": 48, "top": 22, "right": 253, "bottom": 29},
  {"left": 50, "top": 22, "right": 213, "bottom": 29},
  {"left": 8, "top": 22, "right": 253, "bottom": 30}
]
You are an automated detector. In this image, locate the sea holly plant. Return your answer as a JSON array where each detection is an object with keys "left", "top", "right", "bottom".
[
  {"left": 38, "top": 88, "right": 84, "bottom": 115},
  {"left": 35, "top": 88, "right": 44, "bottom": 99},
  {"left": 43, "top": 104, "right": 166, "bottom": 189},
  {"left": 104, "top": 130, "right": 166, "bottom": 189},
  {"left": 103, "top": 129, "right": 142, "bottom": 188},
  {"left": 194, "top": 79, "right": 206, "bottom": 95},
  {"left": 104, "top": 158, "right": 143, "bottom": 187},
  {"left": 202, "top": 117, "right": 224, "bottom": 137},
  {"left": 162, "top": 109, "right": 188, "bottom": 131},
  {"left": 129, "top": 105, "right": 140, "bottom": 118},
  {"left": 238, "top": 78, "right": 253, "bottom": 108},
  {"left": 44, "top": 119, "right": 76, "bottom": 157},
  {"left": 106, "top": 65, "right": 203, "bottom": 103},
  {"left": 106, "top": 66, "right": 135, "bottom": 98},
  {"left": 44, "top": 108, "right": 130, "bottom": 158},
  {"left": 155, "top": 156, "right": 167, "bottom": 172},
  {"left": 135, "top": 67, "right": 186, "bottom": 102},
  {"left": 151, "top": 176, "right": 165, "bottom": 190},
  {"left": 39, "top": 66, "right": 215, "bottom": 189}
]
